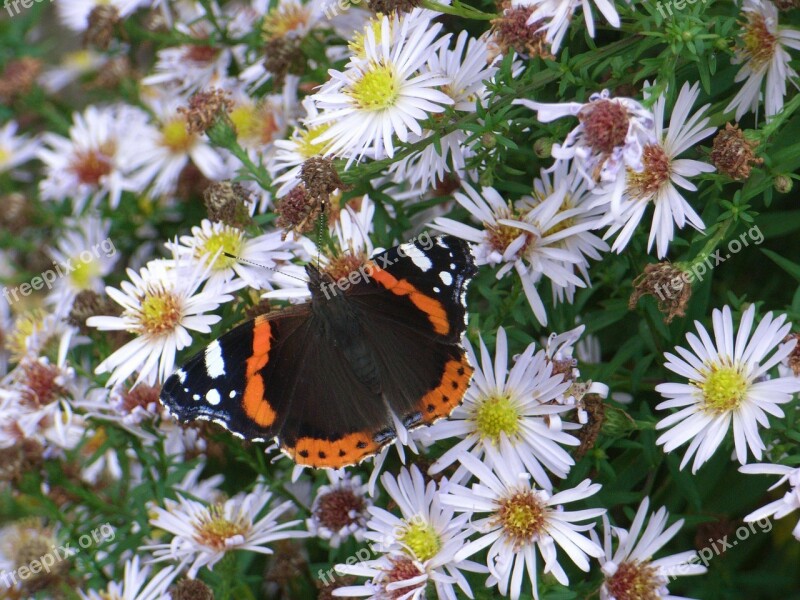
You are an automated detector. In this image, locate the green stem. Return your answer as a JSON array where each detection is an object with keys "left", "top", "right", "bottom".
[{"left": 420, "top": 0, "right": 498, "bottom": 20}]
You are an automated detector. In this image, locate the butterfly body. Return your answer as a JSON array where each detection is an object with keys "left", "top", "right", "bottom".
[{"left": 160, "top": 234, "right": 476, "bottom": 468}]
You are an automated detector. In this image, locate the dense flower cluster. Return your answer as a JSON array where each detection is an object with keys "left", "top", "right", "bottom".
[{"left": 1, "top": 0, "right": 800, "bottom": 598}]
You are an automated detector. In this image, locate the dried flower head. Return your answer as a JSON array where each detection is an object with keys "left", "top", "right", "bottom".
[
  {"left": 0, "top": 57, "right": 42, "bottom": 102},
  {"left": 84, "top": 5, "right": 121, "bottom": 50},
  {"left": 179, "top": 88, "right": 234, "bottom": 135},
  {"left": 203, "top": 181, "right": 254, "bottom": 228},
  {"left": 574, "top": 394, "right": 605, "bottom": 460},
  {"left": 263, "top": 36, "right": 306, "bottom": 87},
  {"left": 629, "top": 261, "right": 692, "bottom": 323},
  {"left": 711, "top": 123, "right": 762, "bottom": 180},
  {"left": 491, "top": 3, "right": 552, "bottom": 58},
  {"left": 300, "top": 156, "right": 345, "bottom": 201},
  {"left": 67, "top": 290, "right": 122, "bottom": 335},
  {"left": 275, "top": 184, "right": 327, "bottom": 237},
  {"left": 368, "top": 0, "right": 422, "bottom": 14},
  {"left": 170, "top": 578, "right": 215, "bottom": 600}
]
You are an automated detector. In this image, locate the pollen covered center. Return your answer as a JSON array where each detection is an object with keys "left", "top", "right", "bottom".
[
  {"left": 399, "top": 519, "right": 442, "bottom": 562},
  {"left": 741, "top": 13, "right": 777, "bottom": 68},
  {"left": 161, "top": 118, "right": 196, "bottom": 153},
  {"left": 605, "top": 560, "right": 663, "bottom": 600},
  {"left": 198, "top": 228, "right": 244, "bottom": 271},
  {"left": 349, "top": 63, "right": 400, "bottom": 111},
  {"left": 474, "top": 394, "right": 521, "bottom": 443},
  {"left": 627, "top": 143, "right": 671, "bottom": 200},
  {"left": 193, "top": 505, "right": 251, "bottom": 551},
  {"left": 494, "top": 489, "right": 547, "bottom": 548},
  {"left": 136, "top": 289, "right": 182, "bottom": 336},
  {"left": 698, "top": 364, "right": 749, "bottom": 413}
]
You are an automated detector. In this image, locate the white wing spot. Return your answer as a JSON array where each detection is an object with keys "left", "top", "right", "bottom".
[
  {"left": 206, "top": 389, "right": 221, "bottom": 406},
  {"left": 436, "top": 238, "right": 449, "bottom": 248},
  {"left": 205, "top": 340, "right": 226, "bottom": 379},
  {"left": 400, "top": 243, "right": 433, "bottom": 272},
  {"left": 193, "top": 394, "right": 200, "bottom": 401},
  {"left": 450, "top": 263, "right": 456, "bottom": 269},
  {"left": 176, "top": 369, "right": 187, "bottom": 383},
  {"left": 439, "top": 271, "right": 454, "bottom": 286},
  {"left": 229, "top": 390, "right": 237, "bottom": 398},
  {"left": 433, "top": 286, "right": 441, "bottom": 293}
]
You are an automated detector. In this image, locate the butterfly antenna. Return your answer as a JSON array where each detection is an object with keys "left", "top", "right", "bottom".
[
  {"left": 222, "top": 252, "right": 309, "bottom": 284},
  {"left": 315, "top": 198, "right": 325, "bottom": 270}
]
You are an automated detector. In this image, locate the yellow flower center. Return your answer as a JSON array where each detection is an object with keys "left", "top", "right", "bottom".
[
  {"left": 698, "top": 365, "right": 749, "bottom": 413},
  {"left": 262, "top": 4, "right": 310, "bottom": 40},
  {"left": 135, "top": 290, "right": 182, "bottom": 337},
  {"left": 197, "top": 228, "right": 243, "bottom": 271},
  {"left": 349, "top": 63, "right": 400, "bottom": 111},
  {"left": 71, "top": 257, "right": 101, "bottom": 289},
  {"left": 494, "top": 490, "right": 546, "bottom": 549},
  {"left": 160, "top": 119, "right": 196, "bottom": 154},
  {"left": 64, "top": 49, "right": 95, "bottom": 69},
  {"left": 6, "top": 310, "right": 50, "bottom": 362},
  {"left": 297, "top": 124, "right": 331, "bottom": 158},
  {"left": 399, "top": 520, "right": 442, "bottom": 562},
  {"left": 0, "top": 145, "right": 11, "bottom": 166},
  {"left": 349, "top": 16, "right": 385, "bottom": 60},
  {"left": 193, "top": 504, "right": 250, "bottom": 551},
  {"left": 474, "top": 395, "right": 520, "bottom": 443},
  {"left": 230, "top": 104, "right": 280, "bottom": 146}
]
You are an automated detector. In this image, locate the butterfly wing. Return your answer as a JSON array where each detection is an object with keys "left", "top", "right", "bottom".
[
  {"left": 351, "top": 235, "right": 477, "bottom": 427},
  {"left": 160, "top": 308, "right": 397, "bottom": 467}
]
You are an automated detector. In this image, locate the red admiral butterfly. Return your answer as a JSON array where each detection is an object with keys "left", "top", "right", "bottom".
[{"left": 159, "top": 234, "right": 477, "bottom": 468}]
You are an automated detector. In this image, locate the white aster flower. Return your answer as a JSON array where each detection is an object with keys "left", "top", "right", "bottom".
[
  {"left": 307, "top": 471, "right": 372, "bottom": 547},
  {"left": 655, "top": 305, "right": 800, "bottom": 473},
  {"left": 86, "top": 257, "right": 234, "bottom": 387},
  {"left": 39, "top": 49, "right": 108, "bottom": 93},
  {"left": 514, "top": 90, "right": 656, "bottom": 214},
  {"left": 426, "top": 327, "right": 578, "bottom": 490},
  {"left": 307, "top": 13, "right": 453, "bottom": 164},
  {"left": 38, "top": 105, "right": 150, "bottom": 212},
  {"left": 145, "top": 482, "right": 310, "bottom": 578},
  {"left": 389, "top": 31, "right": 499, "bottom": 191},
  {"left": 595, "top": 497, "right": 707, "bottom": 600},
  {"left": 0, "top": 121, "right": 40, "bottom": 176},
  {"left": 335, "top": 466, "right": 486, "bottom": 600},
  {"left": 725, "top": 0, "right": 800, "bottom": 122},
  {"left": 271, "top": 98, "right": 333, "bottom": 196},
  {"left": 168, "top": 219, "right": 294, "bottom": 291},
  {"left": 595, "top": 82, "right": 715, "bottom": 257},
  {"left": 45, "top": 215, "right": 118, "bottom": 312},
  {"left": 512, "top": 0, "right": 627, "bottom": 54},
  {"left": 135, "top": 95, "right": 231, "bottom": 197},
  {"left": 142, "top": 6, "right": 247, "bottom": 95},
  {"left": 440, "top": 438, "right": 605, "bottom": 600},
  {"left": 431, "top": 182, "right": 596, "bottom": 325},
  {"left": 740, "top": 462, "right": 800, "bottom": 540},
  {"left": 80, "top": 556, "right": 177, "bottom": 600}
]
